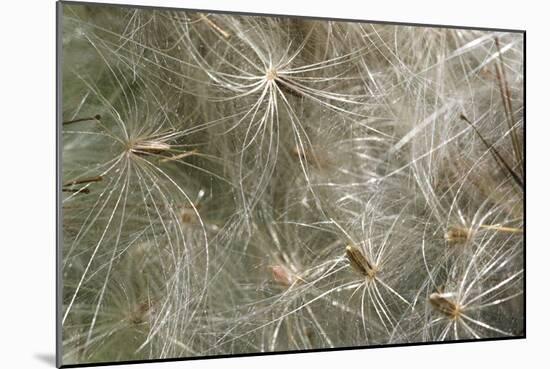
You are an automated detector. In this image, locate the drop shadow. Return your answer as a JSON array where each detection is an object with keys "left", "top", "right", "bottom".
[{"left": 34, "top": 353, "right": 56, "bottom": 367}]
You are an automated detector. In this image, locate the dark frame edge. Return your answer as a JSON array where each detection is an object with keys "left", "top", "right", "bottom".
[
  {"left": 58, "top": 336, "right": 526, "bottom": 368},
  {"left": 522, "top": 29, "right": 526, "bottom": 339},
  {"left": 58, "top": 0, "right": 525, "bottom": 34},
  {"left": 56, "top": 1, "right": 64, "bottom": 368}
]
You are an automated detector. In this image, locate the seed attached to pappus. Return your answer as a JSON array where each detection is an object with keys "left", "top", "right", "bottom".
[
  {"left": 199, "top": 14, "right": 230, "bottom": 39},
  {"left": 62, "top": 175, "right": 103, "bottom": 195},
  {"left": 265, "top": 68, "right": 303, "bottom": 98},
  {"left": 345, "top": 245, "right": 376, "bottom": 279},
  {"left": 63, "top": 175, "right": 103, "bottom": 187},
  {"left": 444, "top": 226, "right": 472, "bottom": 244},
  {"left": 159, "top": 149, "right": 198, "bottom": 163},
  {"left": 429, "top": 292, "right": 462, "bottom": 320},
  {"left": 128, "top": 299, "right": 156, "bottom": 325},
  {"left": 445, "top": 224, "right": 522, "bottom": 244},
  {"left": 62, "top": 188, "right": 90, "bottom": 195},
  {"left": 180, "top": 203, "right": 202, "bottom": 224},
  {"left": 128, "top": 140, "right": 171, "bottom": 156},
  {"left": 62, "top": 114, "right": 101, "bottom": 125},
  {"left": 269, "top": 265, "right": 295, "bottom": 287}
]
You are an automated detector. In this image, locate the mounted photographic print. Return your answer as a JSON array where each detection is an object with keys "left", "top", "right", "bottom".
[{"left": 57, "top": 1, "right": 525, "bottom": 367}]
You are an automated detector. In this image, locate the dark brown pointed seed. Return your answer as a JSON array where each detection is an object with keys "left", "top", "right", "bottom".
[
  {"left": 130, "top": 141, "right": 171, "bottom": 156},
  {"left": 445, "top": 226, "right": 471, "bottom": 244},
  {"left": 63, "top": 175, "right": 103, "bottom": 187},
  {"left": 460, "top": 114, "right": 523, "bottom": 189},
  {"left": 429, "top": 292, "right": 461, "bottom": 320},
  {"left": 494, "top": 37, "right": 522, "bottom": 174},
  {"left": 346, "top": 245, "right": 376, "bottom": 279},
  {"left": 62, "top": 114, "right": 101, "bottom": 125},
  {"left": 199, "top": 14, "right": 230, "bottom": 39},
  {"left": 62, "top": 188, "right": 90, "bottom": 195},
  {"left": 269, "top": 265, "right": 294, "bottom": 287}
]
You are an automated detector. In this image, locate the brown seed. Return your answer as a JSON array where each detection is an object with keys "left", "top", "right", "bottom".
[
  {"left": 159, "top": 149, "right": 198, "bottom": 163},
  {"left": 129, "top": 140, "right": 171, "bottom": 156},
  {"left": 62, "top": 114, "right": 101, "bottom": 125},
  {"left": 199, "top": 14, "right": 230, "bottom": 39},
  {"left": 444, "top": 226, "right": 472, "bottom": 244},
  {"left": 269, "top": 265, "right": 295, "bottom": 287},
  {"left": 63, "top": 175, "right": 103, "bottom": 187},
  {"left": 345, "top": 245, "right": 376, "bottom": 279},
  {"left": 128, "top": 300, "right": 154, "bottom": 325},
  {"left": 429, "top": 292, "right": 461, "bottom": 320},
  {"left": 62, "top": 188, "right": 90, "bottom": 195}
]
